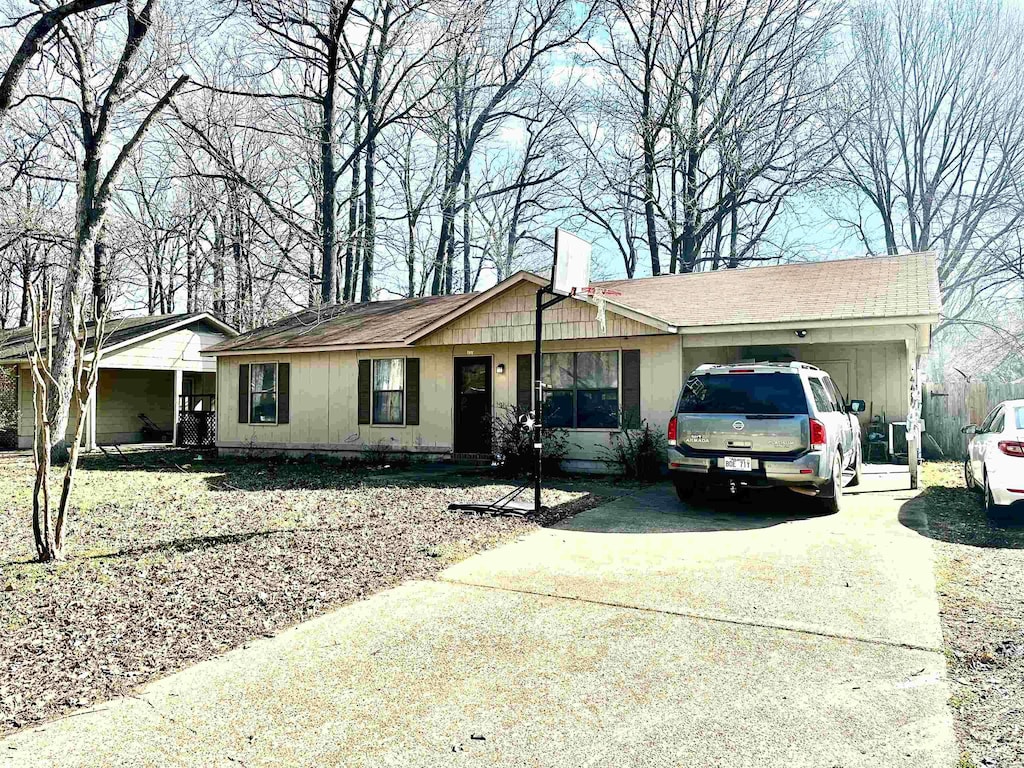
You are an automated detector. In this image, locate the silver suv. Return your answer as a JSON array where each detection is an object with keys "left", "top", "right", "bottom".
[{"left": 667, "top": 362, "right": 864, "bottom": 512}]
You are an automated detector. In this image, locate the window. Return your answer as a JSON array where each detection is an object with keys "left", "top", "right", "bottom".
[
  {"left": 1016, "top": 407, "right": 1024, "bottom": 430},
  {"left": 250, "top": 363, "right": 278, "bottom": 423},
  {"left": 678, "top": 373, "right": 808, "bottom": 415},
  {"left": 979, "top": 406, "right": 1001, "bottom": 433},
  {"left": 993, "top": 412, "right": 1005, "bottom": 433},
  {"left": 823, "top": 377, "right": 845, "bottom": 410},
  {"left": 808, "top": 379, "right": 833, "bottom": 412},
  {"left": 372, "top": 358, "right": 405, "bottom": 425},
  {"left": 542, "top": 351, "right": 619, "bottom": 429}
]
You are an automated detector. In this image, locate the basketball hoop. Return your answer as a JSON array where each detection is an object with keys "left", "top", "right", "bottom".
[{"left": 570, "top": 285, "right": 623, "bottom": 335}]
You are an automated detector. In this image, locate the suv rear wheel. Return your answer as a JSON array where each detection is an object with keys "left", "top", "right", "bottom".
[
  {"left": 847, "top": 443, "right": 863, "bottom": 488},
  {"left": 821, "top": 453, "right": 844, "bottom": 514},
  {"left": 674, "top": 476, "right": 697, "bottom": 502}
]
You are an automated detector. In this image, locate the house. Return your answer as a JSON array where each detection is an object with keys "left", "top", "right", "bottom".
[
  {"left": 0, "top": 313, "right": 237, "bottom": 450},
  {"left": 204, "top": 252, "right": 941, "bottom": 473}
]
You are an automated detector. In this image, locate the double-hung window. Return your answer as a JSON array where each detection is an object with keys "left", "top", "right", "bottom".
[
  {"left": 542, "top": 351, "right": 619, "bottom": 429},
  {"left": 372, "top": 358, "right": 405, "bottom": 425},
  {"left": 250, "top": 363, "right": 278, "bottom": 423}
]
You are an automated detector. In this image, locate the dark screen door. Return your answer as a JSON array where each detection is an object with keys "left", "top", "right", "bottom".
[{"left": 454, "top": 357, "right": 492, "bottom": 455}]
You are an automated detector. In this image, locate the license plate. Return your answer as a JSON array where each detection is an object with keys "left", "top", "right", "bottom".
[{"left": 723, "top": 456, "right": 752, "bottom": 472}]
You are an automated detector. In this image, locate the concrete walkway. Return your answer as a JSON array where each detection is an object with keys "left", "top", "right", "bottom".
[{"left": 2, "top": 482, "right": 956, "bottom": 767}]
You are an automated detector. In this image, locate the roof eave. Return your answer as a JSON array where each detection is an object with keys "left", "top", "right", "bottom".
[
  {"left": 203, "top": 340, "right": 409, "bottom": 357},
  {"left": 675, "top": 313, "right": 941, "bottom": 335}
]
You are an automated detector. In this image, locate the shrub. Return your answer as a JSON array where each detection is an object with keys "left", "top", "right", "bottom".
[
  {"left": 361, "top": 439, "right": 411, "bottom": 469},
  {"left": 491, "top": 403, "right": 572, "bottom": 478},
  {"left": 601, "top": 417, "right": 667, "bottom": 481}
]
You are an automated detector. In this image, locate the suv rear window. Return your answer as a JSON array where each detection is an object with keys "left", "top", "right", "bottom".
[{"left": 678, "top": 373, "right": 808, "bottom": 415}]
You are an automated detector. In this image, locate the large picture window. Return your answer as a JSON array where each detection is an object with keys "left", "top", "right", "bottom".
[
  {"left": 372, "top": 358, "right": 405, "bottom": 425},
  {"left": 250, "top": 363, "right": 278, "bottom": 423},
  {"left": 542, "top": 351, "right": 619, "bottom": 429}
]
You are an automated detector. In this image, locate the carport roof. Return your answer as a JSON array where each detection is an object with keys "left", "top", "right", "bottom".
[
  {"left": 595, "top": 251, "right": 941, "bottom": 330},
  {"left": 0, "top": 312, "right": 237, "bottom": 363}
]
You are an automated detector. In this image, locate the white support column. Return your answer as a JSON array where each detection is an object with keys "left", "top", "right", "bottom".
[
  {"left": 87, "top": 381, "right": 97, "bottom": 452},
  {"left": 906, "top": 335, "right": 921, "bottom": 490},
  {"left": 171, "top": 369, "right": 183, "bottom": 447}
]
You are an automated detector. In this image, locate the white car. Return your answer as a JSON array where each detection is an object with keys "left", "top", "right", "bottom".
[{"left": 964, "top": 399, "right": 1024, "bottom": 515}]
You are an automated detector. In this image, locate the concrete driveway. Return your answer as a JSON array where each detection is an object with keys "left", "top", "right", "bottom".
[{"left": 2, "top": 481, "right": 955, "bottom": 767}]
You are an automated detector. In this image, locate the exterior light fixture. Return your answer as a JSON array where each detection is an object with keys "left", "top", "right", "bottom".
[
  {"left": 496, "top": 363, "right": 506, "bottom": 375},
  {"left": 795, "top": 329, "right": 808, "bottom": 338}
]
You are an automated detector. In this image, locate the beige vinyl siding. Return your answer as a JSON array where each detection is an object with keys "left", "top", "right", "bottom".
[
  {"left": 420, "top": 282, "right": 661, "bottom": 346},
  {"left": 217, "top": 334, "right": 682, "bottom": 463},
  {"left": 102, "top": 326, "right": 221, "bottom": 371},
  {"left": 95, "top": 369, "right": 174, "bottom": 444}
]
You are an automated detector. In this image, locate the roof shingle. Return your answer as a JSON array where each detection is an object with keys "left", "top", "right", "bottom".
[
  {"left": 205, "top": 294, "right": 475, "bottom": 353},
  {"left": 0, "top": 313, "right": 226, "bottom": 363},
  {"left": 596, "top": 252, "right": 940, "bottom": 328}
]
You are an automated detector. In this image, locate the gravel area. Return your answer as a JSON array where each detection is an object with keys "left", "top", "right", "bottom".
[
  {"left": 0, "top": 451, "right": 597, "bottom": 736},
  {"left": 915, "top": 462, "right": 1024, "bottom": 768}
]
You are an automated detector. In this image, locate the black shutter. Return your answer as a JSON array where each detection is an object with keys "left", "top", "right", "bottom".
[
  {"left": 277, "top": 362, "right": 290, "bottom": 424},
  {"left": 516, "top": 354, "right": 532, "bottom": 413},
  {"left": 406, "top": 358, "right": 420, "bottom": 425},
  {"left": 622, "top": 350, "right": 641, "bottom": 428},
  {"left": 238, "top": 363, "right": 250, "bottom": 424},
  {"left": 358, "top": 359, "right": 371, "bottom": 425}
]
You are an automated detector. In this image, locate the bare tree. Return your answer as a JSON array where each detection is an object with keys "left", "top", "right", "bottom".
[
  {"left": 830, "top": 0, "right": 1024, "bottom": 331},
  {"left": 427, "top": 0, "right": 594, "bottom": 294},
  {"left": 6, "top": 0, "right": 189, "bottom": 457},
  {"left": 0, "top": 0, "right": 119, "bottom": 116},
  {"left": 27, "top": 285, "right": 105, "bottom": 561}
]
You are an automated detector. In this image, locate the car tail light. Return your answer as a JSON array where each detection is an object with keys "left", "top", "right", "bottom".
[
  {"left": 731, "top": 369, "right": 755, "bottom": 373},
  {"left": 668, "top": 416, "right": 678, "bottom": 446},
  {"left": 998, "top": 440, "right": 1024, "bottom": 457},
  {"left": 809, "top": 419, "right": 826, "bottom": 450}
]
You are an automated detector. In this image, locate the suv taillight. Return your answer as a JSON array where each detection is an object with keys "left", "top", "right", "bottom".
[
  {"left": 668, "top": 415, "right": 677, "bottom": 446},
  {"left": 809, "top": 418, "right": 826, "bottom": 450},
  {"left": 998, "top": 440, "right": 1024, "bottom": 457}
]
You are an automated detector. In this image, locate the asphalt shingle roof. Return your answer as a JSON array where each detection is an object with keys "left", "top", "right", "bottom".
[
  {"left": 596, "top": 252, "right": 940, "bottom": 328},
  {"left": 0, "top": 313, "right": 219, "bottom": 363},
  {"left": 206, "top": 252, "right": 941, "bottom": 354},
  {"left": 205, "top": 294, "right": 475, "bottom": 353}
]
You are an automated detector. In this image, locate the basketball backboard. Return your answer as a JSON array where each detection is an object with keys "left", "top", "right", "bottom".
[{"left": 551, "top": 228, "right": 591, "bottom": 296}]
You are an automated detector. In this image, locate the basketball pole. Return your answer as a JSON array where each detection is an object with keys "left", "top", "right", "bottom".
[
  {"left": 533, "top": 284, "right": 568, "bottom": 514},
  {"left": 533, "top": 227, "right": 589, "bottom": 516}
]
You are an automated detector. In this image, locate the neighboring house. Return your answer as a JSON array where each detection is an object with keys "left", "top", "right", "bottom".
[
  {"left": 205, "top": 252, "right": 941, "bottom": 473},
  {"left": 0, "top": 313, "right": 237, "bottom": 450}
]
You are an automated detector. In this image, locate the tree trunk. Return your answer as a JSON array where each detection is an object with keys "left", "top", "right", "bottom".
[
  {"left": 92, "top": 229, "right": 107, "bottom": 315},
  {"left": 319, "top": 32, "right": 340, "bottom": 305}
]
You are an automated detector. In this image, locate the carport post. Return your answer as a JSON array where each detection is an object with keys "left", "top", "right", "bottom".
[
  {"left": 86, "top": 383, "right": 97, "bottom": 451},
  {"left": 171, "top": 369, "right": 182, "bottom": 447}
]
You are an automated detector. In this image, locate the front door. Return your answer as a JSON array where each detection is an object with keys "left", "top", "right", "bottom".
[{"left": 454, "top": 357, "right": 492, "bottom": 455}]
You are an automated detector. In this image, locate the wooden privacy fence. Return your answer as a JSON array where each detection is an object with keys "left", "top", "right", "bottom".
[{"left": 924, "top": 378, "right": 1024, "bottom": 460}]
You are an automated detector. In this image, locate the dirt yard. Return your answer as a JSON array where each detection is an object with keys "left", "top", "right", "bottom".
[
  {"left": 917, "top": 462, "right": 1024, "bottom": 768},
  {"left": 0, "top": 451, "right": 594, "bottom": 735}
]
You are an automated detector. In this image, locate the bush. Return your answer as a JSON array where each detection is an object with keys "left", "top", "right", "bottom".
[
  {"left": 491, "top": 403, "right": 572, "bottom": 478},
  {"left": 601, "top": 417, "right": 667, "bottom": 481},
  {"left": 361, "top": 439, "right": 411, "bottom": 469}
]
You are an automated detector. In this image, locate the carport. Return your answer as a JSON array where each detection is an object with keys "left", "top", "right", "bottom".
[
  {"left": 597, "top": 253, "right": 941, "bottom": 488},
  {"left": 0, "top": 312, "right": 236, "bottom": 450}
]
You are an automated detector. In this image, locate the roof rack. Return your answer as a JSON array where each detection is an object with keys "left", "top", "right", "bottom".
[{"left": 693, "top": 361, "right": 821, "bottom": 373}]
